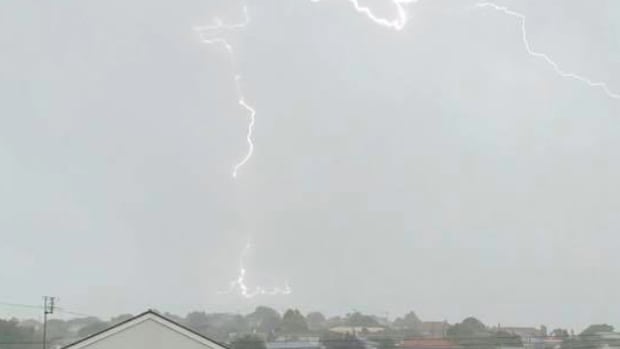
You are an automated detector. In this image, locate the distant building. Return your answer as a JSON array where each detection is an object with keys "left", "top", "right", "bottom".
[
  {"left": 598, "top": 332, "right": 620, "bottom": 341},
  {"left": 498, "top": 327, "right": 544, "bottom": 338},
  {"left": 400, "top": 338, "right": 460, "bottom": 349},
  {"left": 496, "top": 326, "right": 544, "bottom": 349},
  {"left": 419, "top": 322, "right": 449, "bottom": 338},
  {"left": 62, "top": 310, "right": 229, "bottom": 349},
  {"left": 542, "top": 337, "right": 563, "bottom": 349},
  {"left": 329, "top": 326, "right": 385, "bottom": 335},
  {"left": 594, "top": 332, "right": 620, "bottom": 349}
]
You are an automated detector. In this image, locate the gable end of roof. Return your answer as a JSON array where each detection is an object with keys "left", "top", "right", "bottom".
[{"left": 62, "top": 309, "right": 231, "bottom": 349}]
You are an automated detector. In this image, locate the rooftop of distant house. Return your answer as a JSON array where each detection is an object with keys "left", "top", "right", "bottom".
[
  {"left": 400, "top": 338, "right": 460, "bottom": 349},
  {"left": 329, "top": 326, "right": 385, "bottom": 334}
]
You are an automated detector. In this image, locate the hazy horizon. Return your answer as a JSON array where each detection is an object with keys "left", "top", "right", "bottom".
[{"left": 1, "top": 0, "right": 619, "bottom": 332}]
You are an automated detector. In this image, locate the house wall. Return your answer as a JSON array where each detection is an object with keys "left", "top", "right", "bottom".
[{"left": 76, "top": 319, "right": 219, "bottom": 349}]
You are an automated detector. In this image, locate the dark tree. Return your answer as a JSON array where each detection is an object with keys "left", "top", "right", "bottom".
[
  {"left": 447, "top": 317, "right": 492, "bottom": 349},
  {"left": 0, "top": 318, "right": 38, "bottom": 349},
  {"left": 563, "top": 324, "right": 619, "bottom": 349},
  {"left": 67, "top": 316, "right": 102, "bottom": 330},
  {"left": 393, "top": 311, "right": 422, "bottom": 330},
  {"left": 186, "top": 311, "right": 210, "bottom": 334},
  {"left": 321, "top": 332, "right": 365, "bottom": 349},
  {"left": 46, "top": 319, "right": 69, "bottom": 342},
  {"left": 580, "top": 324, "right": 614, "bottom": 336},
  {"left": 551, "top": 329, "right": 569, "bottom": 338},
  {"left": 448, "top": 317, "right": 487, "bottom": 338},
  {"left": 280, "top": 309, "right": 309, "bottom": 334},
  {"left": 232, "top": 334, "right": 267, "bottom": 349},
  {"left": 246, "top": 306, "right": 281, "bottom": 334},
  {"left": 77, "top": 319, "right": 109, "bottom": 338},
  {"left": 212, "top": 313, "right": 249, "bottom": 335},
  {"left": 307, "top": 312, "right": 327, "bottom": 331},
  {"left": 461, "top": 317, "right": 486, "bottom": 332}
]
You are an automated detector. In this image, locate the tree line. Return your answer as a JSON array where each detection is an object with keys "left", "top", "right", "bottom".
[{"left": 0, "top": 307, "right": 617, "bottom": 349}]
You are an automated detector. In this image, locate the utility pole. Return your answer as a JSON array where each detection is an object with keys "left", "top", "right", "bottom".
[{"left": 42, "top": 296, "right": 56, "bottom": 349}]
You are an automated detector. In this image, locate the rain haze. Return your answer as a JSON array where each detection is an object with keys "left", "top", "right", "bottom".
[{"left": 1, "top": 0, "right": 620, "bottom": 333}]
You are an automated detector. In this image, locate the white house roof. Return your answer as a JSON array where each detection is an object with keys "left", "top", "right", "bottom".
[{"left": 62, "top": 310, "right": 230, "bottom": 349}]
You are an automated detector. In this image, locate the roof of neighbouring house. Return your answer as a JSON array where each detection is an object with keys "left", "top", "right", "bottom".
[
  {"left": 498, "top": 327, "right": 544, "bottom": 338},
  {"left": 62, "top": 310, "right": 231, "bottom": 349}
]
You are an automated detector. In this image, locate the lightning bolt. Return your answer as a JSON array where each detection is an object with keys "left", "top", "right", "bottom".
[
  {"left": 476, "top": 2, "right": 620, "bottom": 100},
  {"left": 221, "top": 241, "right": 292, "bottom": 298},
  {"left": 194, "top": 6, "right": 256, "bottom": 179},
  {"left": 310, "top": 1, "right": 618, "bottom": 99},
  {"left": 197, "top": 0, "right": 617, "bottom": 299},
  {"left": 310, "top": 0, "right": 420, "bottom": 31},
  {"left": 196, "top": 7, "right": 290, "bottom": 298}
]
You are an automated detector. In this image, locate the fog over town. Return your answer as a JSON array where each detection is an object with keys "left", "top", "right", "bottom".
[{"left": 1, "top": 1, "right": 620, "bottom": 348}]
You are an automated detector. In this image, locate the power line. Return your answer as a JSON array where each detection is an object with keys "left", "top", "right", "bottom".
[
  {"left": 55, "top": 308, "right": 94, "bottom": 317},
  {"left": 0, "top": 301, "right": 94, "bottom": 318},
  {"left": 0, "top": 302, "right": 44, "bottom": 310}
]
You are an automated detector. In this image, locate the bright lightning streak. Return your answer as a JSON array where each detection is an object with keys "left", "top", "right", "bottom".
[
  {"left": 198, "top": 0, "right": 617, "bottom": 300},
  {"left": 476, "top": 2, "right": 620, "bottom": 100},
  {"left": 310, "top": 0, "right": 420, "bottom": 31},
  {"left": 196, "top": 7, "right": 289, "bottom": 299},
  {"left": 194, "top": 6, "right": 256, "bottom": 178},
  {"left": 235, "top": 77, "right": 256, "bottom": 179},
  {"left": 221, "top": 242, "right": 292, "bottom": 298}
]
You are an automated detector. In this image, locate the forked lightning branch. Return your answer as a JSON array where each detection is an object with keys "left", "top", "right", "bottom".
[{"left": 195, "top": 0, "right": 619, "bottom": 299}]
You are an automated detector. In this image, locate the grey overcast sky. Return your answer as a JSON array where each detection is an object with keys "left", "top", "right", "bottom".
[{"left": 1, "top": 0, "right": 620, "bottom": 330}]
